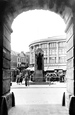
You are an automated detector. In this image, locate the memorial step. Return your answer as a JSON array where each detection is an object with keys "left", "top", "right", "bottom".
[
  {"left": 34, "top": 70, "right": 44, "bottom": 82},
  {"left": 34, "top": 77, "right": 43, "bottom": 82},
  {"left": 30, "top": 81, "right": 49, "bottom": 85}
]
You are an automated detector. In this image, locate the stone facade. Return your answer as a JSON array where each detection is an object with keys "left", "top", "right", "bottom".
[
  {"left": 29, "top": 36, "right": 67, "bottom": 71},
  {"left": 62, "top": 7, "right": 74, "bottom": 110}
]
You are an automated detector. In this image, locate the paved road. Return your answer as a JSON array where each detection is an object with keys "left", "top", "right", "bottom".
[
  {"left": 10, "top": 82, "right": 66, "bottom": 105},
  {"left": 8, "top": 82, "right": 68, "bottom": 115}
]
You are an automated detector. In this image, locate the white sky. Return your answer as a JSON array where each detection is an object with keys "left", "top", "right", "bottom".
[{"left": 11, "top": 9, "right": 66, "bottom": 53}]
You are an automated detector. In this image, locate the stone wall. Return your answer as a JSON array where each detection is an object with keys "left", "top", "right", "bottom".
[{"left": 62, "top": 6, "right": 74, "bottom": 109}]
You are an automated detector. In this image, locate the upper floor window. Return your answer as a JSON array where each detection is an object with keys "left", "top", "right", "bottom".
[
  {"left": 30, "top": 46, "right": 33, "bottom": 51},
  {"left": 41, "top": 43, "right": 47, "bottom": 48},
  {"left": 44, "top": 50, "right": 47, "bottom": 56},
  {"left": 35, "top": 45, "right": 39, "bottom": 50},
  {"left": 59, "top": 48, "right": 66, "bottom": 55},
  {"left": 58, "top": 42, "right": 66, "bottom": 48},
  {"left": 49, "top": 49, "right": 56, "bottom": 55},
  {"left": 59, "top": 56, "right": 66, "bottom": 63},
  {"left": 49, "top": 42, "right": 56, "bottom": 48},
  {"left": 49, "top": 57, "right": 56, "bottom": 63},
  {"left": 44, "top": 58, "right": 47, "bottom": 64},
  {"left": 18, "top": 64, "right": 19, "bottom": 67}
]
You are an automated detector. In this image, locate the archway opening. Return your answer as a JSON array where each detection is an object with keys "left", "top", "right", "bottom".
[
  {"left": 10, "top": 9, "right": 66, "bottom": 106},
  {"left": 11, "top": 9, "right": 66, "bottom": 53}
]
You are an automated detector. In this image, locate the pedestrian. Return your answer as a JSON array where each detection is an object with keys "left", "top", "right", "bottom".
[
  {"left": 49, "top": 73, "right": 51, "bottom": 85},
  {"left": 27, "top": 74, "right": 30, "bottom": 86},
  {"left": 16, "top": 73, "right": 20, "bottom": 84},
  {"left": 19, "top": 72, "right": 23, "bottom": 84},
  {"left": 25, "top": 72, "right": 28, "bottom": 86}
]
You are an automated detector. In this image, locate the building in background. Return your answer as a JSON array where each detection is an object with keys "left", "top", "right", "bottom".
[
  {"left": 11, "top": 51, "right": 30, "bottom": 81},
  {"left": 26, "top": 52, "right": 30, "bottom": 67},
  {"left": 11, "top": 50, "right": 19, "bottom": 81},
  {"left": 17, "top": 51, "right": 26, "bottom": 68},
  {"left": 29, "top": 36, "right": 66, "bottom": 73},
  {"left": 11, "top": 50, "right": 18, "bottom": 69},
  {"left": 11, "top": 51, "right": 30, "bottom": 70}
]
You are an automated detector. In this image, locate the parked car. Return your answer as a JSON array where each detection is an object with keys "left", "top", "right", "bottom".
[{"left": 46, "top": 72, "right": 59, "bottom": 82}]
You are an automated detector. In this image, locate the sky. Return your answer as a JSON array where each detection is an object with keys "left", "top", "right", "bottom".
[{"left": 11, "top": 9, "right": 66, "bottom": 53}]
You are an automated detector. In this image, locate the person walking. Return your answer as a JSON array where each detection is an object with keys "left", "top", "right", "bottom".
[
  {"left": 25, "top": 72, "right": 28, "bottom": 86},
  {"left": 16, "top": 73, "right": 20, "bottom": 84},
  {"left": 19, "top": 72, "right": 23, "bottom": 84},
  {"left": 49, "top": 73, "right": 51, "bottom": 85}
]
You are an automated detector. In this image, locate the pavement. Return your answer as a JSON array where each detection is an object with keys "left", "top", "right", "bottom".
[
  {"left": 10, "top": 81, "right": 66, "bottom": 89},
  {"left": 8, "top": 82, "right": 68, "bottom": 115},
  {"left": 8, "top": 104, "right": 68, "bottom": 115}
]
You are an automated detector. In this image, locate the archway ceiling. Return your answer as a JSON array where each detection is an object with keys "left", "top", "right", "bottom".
[
  {"left": 5, "top": 0, "right": 73, "bottom": 15},
  {"left": 3, "top": 0, "right": 74, "bottom": 27}
]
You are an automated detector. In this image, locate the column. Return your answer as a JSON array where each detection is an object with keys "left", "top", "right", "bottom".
[
  {"left": 56, "top": 42, "right": 59, "bottom": 63},
  {"left": 29, "top": 47, "right": 32, "bottom": 65},
  {"left": 33, "top": 46, "right": 35, "bottom": 64},
  {"left": 47, "top": 43, "right": 49, "bottom": 64},
  {"left": 39, "top": 43, "right": 41, "bottom": 48}
]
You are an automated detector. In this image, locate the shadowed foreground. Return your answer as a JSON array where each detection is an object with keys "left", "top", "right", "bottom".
[
  {"left": 8, "top": 82, "right": 68, "bottom": 115},
  {"left": 8, "top": 104, "right": 68, "bottom": 115}
]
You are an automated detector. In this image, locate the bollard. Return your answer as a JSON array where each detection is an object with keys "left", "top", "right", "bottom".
[
  {"left": 62, "top": 92, "right": 65, "bottom": 106},
  {"left": 1, "top": 97, "right": 8, "bottom": 115},
  {"left": 69, "top": 96, "right": 75, "bottom": 115},
  {"left": 12, "top": 92, "right": 15, "bottom": 107}
]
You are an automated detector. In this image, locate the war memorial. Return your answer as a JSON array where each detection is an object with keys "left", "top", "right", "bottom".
[{"left": 34, "top": 48, "right": 44, "bottom": 82}]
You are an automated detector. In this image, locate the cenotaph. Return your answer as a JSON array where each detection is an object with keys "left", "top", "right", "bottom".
[{"left": 34, "top": 48, "right": 44, "bottom": 82}]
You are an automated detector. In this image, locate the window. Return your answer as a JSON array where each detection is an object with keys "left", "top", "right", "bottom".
[
  {"left": 49, "top": 57, "right": 56, "bottom": 63},
  {"left": 18, "top": 64, "right": 19, "bottom": 67},
  {"left": 49, "top": 42, "right": 56, "bottom": 48},
  {"left": 44, "top": 43, "right": 47, "bottom": 48},
  {"left": 59, "top": 49, "right": 62, "bottom": 54},
  {"left": 31, "top": 46, "right": 33, "bottom": 51},
  {"left": 44, "top": 58, "right": 47, "bottom": 64},
  {"left": 20, "top": 58, "right": 21, "bottom": 62},
  {"left": 18, "top": 57, "right": 21, "bottom": 62},
  {"left": 42, "top": 43, "right": 47, "bottom": 48},
  {"left": 49, "top": 49, "right": 56, "bottom": 55},
  {"left": 40, "top": 44, "right": 42, "bottom": 48},
  {"left": 59, "top": 48, "right": 66, "bottom": 55},
  {"left": 35, "top": 45, "right": 39, "bottom": 49},
  {"left": 58, "top": 42, "right": 66, "bottom": 48},
  {"left": 44, "top": 50, "right": 47, "bottom": 56},
  {"left": 59, "top": 57, "right": 66, "bottom": 63}
]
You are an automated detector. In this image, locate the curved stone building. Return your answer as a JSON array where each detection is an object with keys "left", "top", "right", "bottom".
[{"left": 29, "top": 36, "right": 66, "bottom": 72}]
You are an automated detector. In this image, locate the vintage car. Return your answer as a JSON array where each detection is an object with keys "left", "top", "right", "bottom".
[{"left": 46, "top": 72, "right": 59, "bottom": 82}]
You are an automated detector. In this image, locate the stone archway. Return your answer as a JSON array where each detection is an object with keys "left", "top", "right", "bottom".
[{"left": 0, "top": 0, "right": 75, "bottom": 115}]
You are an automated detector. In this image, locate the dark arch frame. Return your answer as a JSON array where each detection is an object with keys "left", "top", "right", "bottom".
[{"left": 0, "top": 0, "right": 75, "bottom": 115}]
